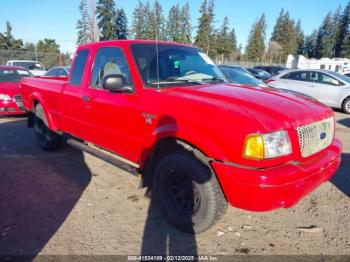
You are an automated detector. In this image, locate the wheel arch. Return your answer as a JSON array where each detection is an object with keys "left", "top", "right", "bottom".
[
  {"left": 30, "top": 95, "right": 57, "bottom": 130},
  {"left": 140, "top": 136, "right": 215, "bottom": 188}
]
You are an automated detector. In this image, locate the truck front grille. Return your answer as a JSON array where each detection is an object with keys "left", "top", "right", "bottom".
[
  {"left": 14, "top": 95, "right": 25, "bottom": 112},
  {"left": 14, "top": 95, "right": 22, "bottom": 102},
  {"left": 296, "top": 117, "right": 334, "bottom": 158}
]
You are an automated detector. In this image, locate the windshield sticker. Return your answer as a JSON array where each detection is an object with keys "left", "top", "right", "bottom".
[
  {"left": 198, "top": 52, "right": 215, "bottom": 66},
  {"left": 174, "top": 61, "right": 181, "bottom": 68}
]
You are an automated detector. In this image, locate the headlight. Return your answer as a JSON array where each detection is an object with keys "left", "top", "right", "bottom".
[
  {"left": 243, "top": 130, "right": 292, "bottom": 160},
  {"left": 0, "top": 94, "right": 11, "bottom": 101}
]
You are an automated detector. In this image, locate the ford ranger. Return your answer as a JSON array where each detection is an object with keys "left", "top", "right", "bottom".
[{"left": 21, "top": 40, "right": 342, "bottom": 233}]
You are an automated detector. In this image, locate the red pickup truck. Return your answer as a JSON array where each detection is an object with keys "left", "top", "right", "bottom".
[{"left": 21, "top": 40, "right": 342, "bottom": 233}]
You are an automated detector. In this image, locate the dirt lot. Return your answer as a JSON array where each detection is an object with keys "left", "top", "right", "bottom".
[{"left": 0, "top": 111, "right": 349, "bottom": 257}]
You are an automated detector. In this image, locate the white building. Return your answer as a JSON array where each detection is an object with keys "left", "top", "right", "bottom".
[{"left": 286, "top": 55, "right": 350, "bottom": 73}]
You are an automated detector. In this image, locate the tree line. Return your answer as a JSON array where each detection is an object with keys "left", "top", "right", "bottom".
[
  {"left": 245, "top": 3, "right": 350, "bottom": 63},
  {"left": 77, "top": 0, "right": 240, "bottom": 62},
  {"left": 80, "top": 0, "right": 350, "bottom": 64},
  {"left": 2, "top": 0, "right": 350, "bottom": 68},
  {"left": 0, "top": 21, "right": 70, "bottom": 68}
]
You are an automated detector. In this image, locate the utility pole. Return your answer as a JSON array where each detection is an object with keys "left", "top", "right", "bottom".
[{"left": 34, "top": 45, "right": 38, "bottom": 61}]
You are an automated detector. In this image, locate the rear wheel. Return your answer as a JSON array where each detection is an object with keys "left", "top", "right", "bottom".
[
  {"left": 342, "top": 97, "right": 350, "bottom": 114},
  {"left": 34, "top": 106, "right": 61, "bottom": 151},
  {"left": 152, "top": 151, "right": 228, "bottom": 234}
]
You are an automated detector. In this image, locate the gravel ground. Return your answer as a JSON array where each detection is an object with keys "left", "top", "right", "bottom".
[{"left": 0, "top": 111, "right": 349, "bottom": 257}]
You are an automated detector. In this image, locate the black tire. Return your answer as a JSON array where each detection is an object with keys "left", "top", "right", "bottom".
[
  {"left": 152, "top": 151, "right": 228, "bottom": 234},
  {"left": 342, "top": 97, "right": 350, "bottom": 114},
  {"left": 34, "top": 114, "right": 62, "bottom": 151}
]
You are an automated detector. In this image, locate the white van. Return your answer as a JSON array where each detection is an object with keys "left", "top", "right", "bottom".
[{"left": 6, "top": 60, "right": 46, "bottom": 76}]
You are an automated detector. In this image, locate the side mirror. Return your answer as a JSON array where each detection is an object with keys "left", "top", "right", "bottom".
[
  {"left": 102, "top": 74, "right": 133, "bottom": 93},
  {"left": 331, "top": 79, "right": 340, "bottom": 86}
]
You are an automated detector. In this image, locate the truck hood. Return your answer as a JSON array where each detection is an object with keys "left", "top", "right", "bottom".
[{"left": 172, "top": 83, "right": 333, "bottom": 131}]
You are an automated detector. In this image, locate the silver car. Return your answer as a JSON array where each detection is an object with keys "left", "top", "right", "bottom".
[{"left": 268, "top": 69, "right": 350, "bottom": 114}]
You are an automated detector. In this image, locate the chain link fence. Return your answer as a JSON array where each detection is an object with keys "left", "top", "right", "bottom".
[{"left": 0, "top": 50, "right": 72, "bottom": 69}]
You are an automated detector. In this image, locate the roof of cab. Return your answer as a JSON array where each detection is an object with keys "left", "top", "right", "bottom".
[{"left": 77, "top": 40, "right": 196, "bottom": 50}]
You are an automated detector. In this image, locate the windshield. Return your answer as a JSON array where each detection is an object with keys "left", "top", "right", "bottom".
[
  {"left": 130, "top": 43, "right": 227, "bottom": 88},
  {"left": 0, "top": 69, "right": 32, "bottom": 82},
  {"left": 219, "top": 67, "right": 266, "bottom": 87},
  {"left": 12, "top": 62, "right": 45, "bottom": 71},
  {"left": 328, "top": 71, "right": 350, "bottom": 84}
]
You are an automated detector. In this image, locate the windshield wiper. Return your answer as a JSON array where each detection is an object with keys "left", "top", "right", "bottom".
[
  {"left": 200, "top": 77, "right": 226, "bottom": 83},
  {"left": 149, "top": 79, "right": 202, "bottom": 86}
]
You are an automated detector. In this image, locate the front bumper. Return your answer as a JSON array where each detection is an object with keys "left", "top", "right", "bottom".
[
  {"left": 0, "top": 97, "right": 26, "bottom": 116},
  {"left": 212, "top": 139, "right": 342, "bottom": 211}
]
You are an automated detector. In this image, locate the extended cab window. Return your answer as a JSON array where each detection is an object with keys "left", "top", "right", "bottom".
[
  {"left": 70, "top": 50, "right": 89, "bottom": 86},
  {"left": 91, "top": 47, "right": 133, "bottom": 89}
]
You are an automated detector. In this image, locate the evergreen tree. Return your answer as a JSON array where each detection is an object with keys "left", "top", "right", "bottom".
[
  {"left": 149, "top": 0, "right": 166, "bottom": 40},
  {"left": 315, "top": 12, "right": 333, "bottom": 58},
  {"left": 334, "top": 3, "right": 350, "bottom": 57},
  {"left": 245, "top": 14, "right": 266, "bottom": 62},
  {"left": 215, "top": 17, "right": 236, "bottom": 57},
  {"left": 2, "top": 21, "right": 23, "bottom": 50},
  {"left": 271, "top": 9, "right": 298, "bottom": 60},
  {"left": 96, "top": 0, "right": 117, "bottom": 41},
  {"left": 295, "top": 20, "right": 305, "bottom": 55},
  {"left": 180, "top": 2, "right": 192, "bottom": 43},
  {"left": 304, "top": 30, "right": 318, "bottom": 58},
  {"left": 166, "top": 4, "right": 181, "bottom": 42},
  {"left": 331, "top": 6, "right": 342, "bottom": 57},
  {"left": 131, "top": 0, "right": 146, "bottom": 39},
  {"left": 77, "top": 0, "right": 92, "bottom": 45},
  {"left": 116, "top": 8, "right": 128, "bottom": 40},
  {"left": 195, "top": 0, "right": 216, "bottom": 57}
]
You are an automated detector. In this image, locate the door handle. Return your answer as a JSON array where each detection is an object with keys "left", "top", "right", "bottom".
[{"left": 82, "top": 95, "right": 91, "bottom": 102}]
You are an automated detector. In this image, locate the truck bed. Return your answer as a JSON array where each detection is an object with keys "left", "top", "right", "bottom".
[{"left": 21, "top": 76, "right": 68, "bottom": 129}]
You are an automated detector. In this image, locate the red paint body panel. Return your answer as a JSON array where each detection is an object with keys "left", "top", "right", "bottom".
[
  {"left": 212, "top": 139, "right": 342, "bottom": 211},
  {"left": 0, "top": 81, "right": 25, "bottom": 115},
  {"left": 20, "top": 40, "right": 343, "bottom": 212}
]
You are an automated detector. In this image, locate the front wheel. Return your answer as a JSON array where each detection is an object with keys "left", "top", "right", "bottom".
[
  {"left": 152, "top": 151, "right": 228, "bottom": 234},
  {"left": 342, "top": 97, "right": 350, "bottom": 114}
]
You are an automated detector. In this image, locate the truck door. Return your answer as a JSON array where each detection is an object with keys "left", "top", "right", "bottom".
[
  {"left": 61, "top": 49, "right": 91, "bottom": 139},
  {"left": 82, "top": 47, "right": 142, "bottom": 162}
]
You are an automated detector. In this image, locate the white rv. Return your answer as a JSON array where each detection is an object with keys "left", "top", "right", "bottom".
[{"left": 286, "top": 55, "right": 350, "bottom": 74}]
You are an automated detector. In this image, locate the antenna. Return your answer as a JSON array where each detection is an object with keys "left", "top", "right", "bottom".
[{"left": 154, "top": 0, "right": 160, "bottom": 90}]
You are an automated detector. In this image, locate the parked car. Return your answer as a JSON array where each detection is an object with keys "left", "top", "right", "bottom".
[
  {"left": 0, "top": 66, "right": 32, "bottom": 115},
  {"left": 21, "top": 40, "right": 342, "bottom": 233},
  {"left": 218, "top": 65, "right": 267, "bottom": 87},
  {"left": 267, "top": 69, "right": 350, "bottom": 114},
  {"left": 254, "top": 65, "right": 287, "bottom": 76},
  {"left": 44, "top": 66, "right": 70, "bottom": 77},
  {"left": 6, "top": 60, "right": 46, "bottom": 76},
  {"left": 246, "top": 68, "right": 272, "bottom": 82},
  {"left": 219, "top": 64, "right": 251, "bottom": 74}
]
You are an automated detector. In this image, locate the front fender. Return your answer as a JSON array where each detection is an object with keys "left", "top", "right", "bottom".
[{"left": 140, "top": 121, "right": 227, "bottom": 168}]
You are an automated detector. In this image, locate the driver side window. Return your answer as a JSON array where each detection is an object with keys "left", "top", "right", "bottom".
[{"left": 91, "top": 47, "right": 133, "bottom": 89}]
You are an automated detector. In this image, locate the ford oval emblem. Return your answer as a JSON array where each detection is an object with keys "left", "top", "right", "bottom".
[{"left": 320, "top": 132, "right": 327, "bottom": 140}]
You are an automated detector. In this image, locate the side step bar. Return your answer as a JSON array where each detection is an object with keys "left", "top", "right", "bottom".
[{"left": 67, "top": 138, "right": 139, "bottom": 176}]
